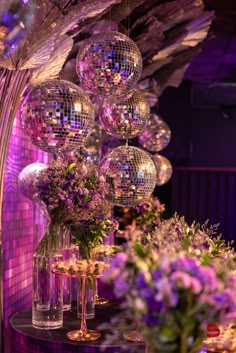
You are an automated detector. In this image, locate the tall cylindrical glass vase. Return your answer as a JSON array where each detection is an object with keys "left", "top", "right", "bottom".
[{"left": 32, "top": 223, "right": 64, "bottom": 329}]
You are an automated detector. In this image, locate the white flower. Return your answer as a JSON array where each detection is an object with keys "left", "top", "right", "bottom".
[{"left": 134, "top": 297, "right": 146, "bottom": 312}]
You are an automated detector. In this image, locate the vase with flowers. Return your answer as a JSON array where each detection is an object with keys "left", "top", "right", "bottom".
[
  {"left": 32, "top": 157, "right": 111, "bottom": 327},
  {"left": 104, "top": 243, "right": 236, "bottom": 353}
]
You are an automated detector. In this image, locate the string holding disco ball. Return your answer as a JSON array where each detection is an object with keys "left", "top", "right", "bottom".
[
  {"left": 152, "top": 154, "right": 173, "bottom": 186},
  {"left": 76, "top": 31, "right": 142, "bottom": 99},
  {"left": 18, "top": 162, "right": 47, "bottom": 200},
  {"left": 20, "top": 80, "right": 95, "bottom": 153},
  {"left": 100, "top": 146, "right": 156, "bottom": 207},
  {"left": 138, "top": 114, "right": 171, "bottom": 152},
  {"left": 0, "top": 0, "right": 36, "bottom": 60},
  {"left": 99, "top": 90, "right": 150, "bottom": 139}
]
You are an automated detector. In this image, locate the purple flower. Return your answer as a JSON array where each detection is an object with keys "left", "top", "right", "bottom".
[
  {"left": 155, "top": 277, "right": 178, "bottom": 307},
  {"left": 172, "top": 257, "right": 199, "bottom": 275},
  {"left": 171, "top": 271, "right": 202, "bottom": 294},
  {"left": 114, "top": 274, "right": 130, "bottom": 297}
]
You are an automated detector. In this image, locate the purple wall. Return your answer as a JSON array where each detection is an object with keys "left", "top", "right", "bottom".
[{"left": 2, "top": 113, "right": 48, "bottom": 350}]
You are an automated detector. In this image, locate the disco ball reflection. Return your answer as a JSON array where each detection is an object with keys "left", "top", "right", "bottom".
[
  {"left": 0, "top": 0, "right": 36, "bottom": 60},
  {"left": 18, "top": 162, "right": 47, "bottom": 200},
  {"left": 20, "top": 80, "right": 95, "bottom": 153},
  {"left": 100, "top": 90, "right": 150, "bottom": 139},
  {"left": 76, "top": 31, "right": 142, "bottom": 98},
  {"left": 100, "top": 146, "right": 156, "bottom": 207},
  {"left": 152, "top": 154, "right": 173, "bottom": 186},
  {"left": 139, "top": 114, "right": 171, "bottom": 152}
]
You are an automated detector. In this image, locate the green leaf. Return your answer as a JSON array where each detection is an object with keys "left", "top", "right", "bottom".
[
  {"left": 194, "top": 223, "right": 200, "bottom": 233},
  {"left": 159, "top": 325, "right": 178, "bottom": 341},
  {"left": 89, "top": 175, "right": 96, "bottom": 182},
  {"left": 134, "top": 243, "right": 148, "bottom": 259},
  {"left": 182, "top": 238, "right": 190, "bottom": 250},
  {"left": 66, "top": 162, "right": 76, "bottom": 172},
  {"left": 202, "top": 253, "right": 210, "bottom": 265}
]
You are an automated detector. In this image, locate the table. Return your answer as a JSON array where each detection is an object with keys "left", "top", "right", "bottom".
[{"left": 10, "top": 301, "right": 145, "bottom": 353}]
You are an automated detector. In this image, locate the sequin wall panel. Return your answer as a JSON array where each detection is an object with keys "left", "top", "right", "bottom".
[{"left": 2, "top": 113, "right": 48, "bottom": 330}]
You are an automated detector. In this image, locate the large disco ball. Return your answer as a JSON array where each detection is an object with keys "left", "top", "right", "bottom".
[
  {"left": 100, "top": 146, "right": 156, "bottom": 207},
  {"left": 20, "top": 80, "right": 95, "bottom": 153},
  {"left": 138, "top": 114, "right": 171, "bottom": 152},
  {"left": 18, "top": 162, "right": 47, "bottom": 200},
  {"left": 99, "top": 90, "right": 150, "bottom": 139},
  {"left": 76, "top": 31, "right": 142, "bottom": 98},
  {"left": 0, "top": 0, "right": 35, "bottom": 60},
  {"left": 152, "top": 154, "right": 173, "bottom": 186}
]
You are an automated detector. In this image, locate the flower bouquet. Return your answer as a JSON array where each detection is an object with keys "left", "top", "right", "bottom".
[
  {"left": 104, "top": 244, "right": 236, "bottom": 353},
  {"left": 34, "top": 157, "right": 111, "bottom": 256}
]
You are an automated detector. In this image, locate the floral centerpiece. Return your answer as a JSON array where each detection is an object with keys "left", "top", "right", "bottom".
[
  {"left": 104, "top": 244, "right": 236, "bottom": 353},
  {"left": 134, "top": 213, "right": 233, "bottom": 259},
  {"left": 34, "top": 157, "right": 111, "bottom": 257}
]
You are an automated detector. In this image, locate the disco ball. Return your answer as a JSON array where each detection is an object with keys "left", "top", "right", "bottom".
[
  {"left": 76, "top": 31, "right": 142, "bottom": 98},
  {"left": 99, "top": 90, "right": 150, "bottom": 139},
  {"left": 138, "top": 114, "right": 171, "bottom": 152},
  {"left": 152, "top": 154, "right": 173, "bottom": 186},
  {"left": 100, "top": 146, "right": 156, "bottom": 207},
  {"left": 20, "top": 80, "right": 95, "bottom": 153},
  {"left": 0, "top": 0, "right": 36, "bottom": 60},
  {"left": 18, "top": 162, "right": 47, "bottom": 200}
]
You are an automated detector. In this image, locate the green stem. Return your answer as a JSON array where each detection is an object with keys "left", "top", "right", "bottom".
[
  {"left": 35, "top": 223, "right": 62, "bottom": 256},
  {"left": 180, "top": 331, "right": 187, "bottom": 353}
]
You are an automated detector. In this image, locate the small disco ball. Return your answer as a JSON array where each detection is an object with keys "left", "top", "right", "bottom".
[
  {"left": 78, "top": 122, "right": 102, "bottom": 163},
  {"left": 18, "top": 162, "right": 47, "bottom": 200},
  {"left": 152, "top": 154, "right": 173, "bottom": 186},
  {"left": 99, "top": 90, "right": 150, "bottom": 139},
  {"left": 0, "top": 0, "right": 36, "bottom": 60},
  {"left": 20, "top": 80, "right": 95, "bottom": 153},
  {"left": 100, "top": 146, "right": 156, "bottom": 207},
  {"left": 138, "top": 114, "right": 171, "bottom": 152},
  {"left": 76, "top": 31, "right": 142, "bottom": 98}
]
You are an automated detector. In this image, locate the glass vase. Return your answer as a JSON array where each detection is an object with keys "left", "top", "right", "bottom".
[
  {"left": 32, "top": 223, "right": 64, "bottom": 329},
  {"left": 61, "top": 228, "right": 72, "bottom": 311}
]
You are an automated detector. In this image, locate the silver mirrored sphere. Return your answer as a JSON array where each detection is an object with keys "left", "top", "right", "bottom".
[
  {"left": 18, "top": 162, "right": 47, "bottom": 199},
  {"left": 99, "top": 90, "right": 150, "bottom": 139},
  {"left": 152, "top": 154, "right": 173, "bottom": 186},
  {"left": 138, "top": 114, "right": 171, "bottom": 152},
  {"left": 20, "top": 80, "right": 95, "bottom": 153},
  {"left": 0, "top": 0, "right": 35, "bottom": 59},
  {"left": 101, "top": 146, "right": 156, "bottom": 207},
  {"left": 77, "top": 122, "right": 102, "bottom": 163},
  {"left": 76, "top": 31, "right": 142, "bottom": 98}
]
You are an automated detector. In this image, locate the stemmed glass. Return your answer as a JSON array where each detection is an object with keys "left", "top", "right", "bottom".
[
  {"left": 52, "top": 259, "right": 108, "bottom": 341},
  {"left": 123, "top": 321, "right": 145, "bottom": 342},
  {"left": 92, "top": 244, "right": 118, "bottom": 305}
]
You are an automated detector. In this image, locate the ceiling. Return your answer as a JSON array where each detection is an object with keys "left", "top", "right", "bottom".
[{"left": 186, "top": 0, "right": 236, "bottom": 84}]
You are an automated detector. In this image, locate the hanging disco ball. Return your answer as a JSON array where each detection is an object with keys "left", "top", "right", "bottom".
[
  {"left": 100, "top": 146, "right": 156, "bottom": 207},
  {"left": 18, "top": 162, "right": 47, "bottom": 200},
  {"left": 152, "top": 154, "right": 173, "bottom": 186},
  {"left": 20, "top": 80, "right": 95, "bottom": 153},
  {"left": 76, "top": 31, "right": 142, "bottom": 98},
  {"left": 0, "top": 0, "right": 36, "bottom": 60},
  {"left": 99, "top": 90, "right": 150, "bottom": 139},
  {"left": 138, "top": 114, "right": 171, "bottom": 152}
]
